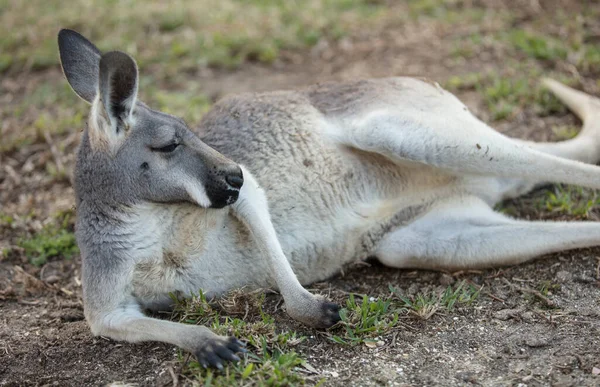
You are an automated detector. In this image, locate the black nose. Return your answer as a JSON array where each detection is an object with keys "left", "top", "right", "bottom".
[{"left": 225, "top": 172, "right": 244, "bottom": 189}]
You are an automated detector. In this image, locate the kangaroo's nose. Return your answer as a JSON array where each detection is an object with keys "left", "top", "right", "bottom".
[{"left": 225, "top": 169, "right": 244, "bottom": 189}]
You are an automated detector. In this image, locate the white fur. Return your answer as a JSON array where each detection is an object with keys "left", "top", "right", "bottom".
[{"left": 181, "top": 173, "right": 212, "bottom": 208}]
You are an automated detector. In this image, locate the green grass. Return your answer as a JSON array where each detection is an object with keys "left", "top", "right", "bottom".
[
  {"left": 444, "top": 68, "right": 574, "bottom": 121},
  {"left": 391, "top": 280, "right": 481, "bottom": 320},
  {"left": 538, "top": 280, "right": 561, "bottom": 297},
  {"left": 171, "top": 290, "right": 315, "bottom": 386},
  {"left": 505, "top": 27, "right": 600, "bottom": 73},
  {"left": 407, "top": 0, "right": 487, "bottom": 23},
  {"left": 0, "top": 212, "right": 15, "bottom": 227},
  {"left": 329, "top": 281, "right": 481, "bottom": 345},
  {"left": 507, "top": 30, "right": 567, "bottom": 61},
  {"left": 0, "top": 0, "right": 390, "bottom": 154},
  {"left": 330, "top": 293, "right": 399, "bottom": 345},
  {"left": 172, "top": 284, "right": 481, "bottom": 382},
  {"left": 18, "top": 211, "right": 78, "bottom": 266},
  {"left": 551, "top": 125, "right": 579, "bottom": 141},
  {"left": 0, "top": 0, "right": 385, "bottom": 74},
  {"left": 1, "top": 79, "right": 89, "bottom": 153},
  {"left": 537, "top": 185, "right": 600, "bottom": 218},
  {"left": 443, "top": 72, "right": 485, "bottom": 91},
  {"left": 468, "top": 70, "right": 570, "bottom": 121}
]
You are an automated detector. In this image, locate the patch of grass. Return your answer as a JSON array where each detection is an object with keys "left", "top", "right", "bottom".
[
  {"left": 1, "top": 80, "right": 88, "bottom": 153},
  {"left": 507, "top": 30, "right": 567, "bottom": 61},
  {"left": 480, "top": 76, "right": 528, "bottom": 120},
  {"left": 0, "top": 213, "right": 15, "bottom": 227},
  {"left": 331, "top": 293, "right": 399, "bottom": 345},
  {"left": 478, "top": 73, "right": 569, "bottom": 121},
  {"left": 18, "top": 211, "right": 78, "bottom": 267},
  {"left": 537, "top": 185, "right": 600, "bottom": 218},
  {"left": 580, "top": 45, "right": 600, "bottom": 73},
  {"left": 171, "top": 290, "right": 315, "bottom": 386},
  {"left": 538, "top": 280, "right": 560, "bottom": 297},
  {"left": 443, "top": 72, "right": 484, "bottom": 91},
  {"left": 0, "top": 0, "right": 386, "bottom": 74},
  {"left": 407, "top": 0, "right": 486, "bottom": 23},
  {"left": 551, "top": 125, "right": 579, "bottom": 141},
  {"left": 494, "top": 201, "right": 522, "bottom": 218},
  {"left": 142, "top": 82, "right": 212, "bottom": 126},
  {"left": 503, "top": 24, "right": 600, "bottom": 74},
  {"left": 392, "top": 280, "right": 481, "bottom": 320}
]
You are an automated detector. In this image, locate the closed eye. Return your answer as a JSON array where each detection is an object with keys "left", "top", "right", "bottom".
[{"left": 153, "top": 143, "right": 179, "bottom": 153}]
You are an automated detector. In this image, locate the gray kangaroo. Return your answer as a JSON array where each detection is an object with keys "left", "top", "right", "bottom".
[{"left": 58, "top": 29, "right": 600, "bottom": 369}]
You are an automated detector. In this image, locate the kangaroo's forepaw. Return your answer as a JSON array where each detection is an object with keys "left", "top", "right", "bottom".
[
  {"left": 286, "top": 293, "right": 342, "bottom": 329},
  {"left": 194, "top": 336, "right": 246, "bottom": 369},
  {"left": 318, "top": 301, "right": 342, "bottom": 328}
]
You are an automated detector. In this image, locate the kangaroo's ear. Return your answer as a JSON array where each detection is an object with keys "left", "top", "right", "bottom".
[
  {"left": 98, "top": 51, "right": 139, "bottom": 131},
  {"left": 58, "top": 29, "right": 102, "bottom": 103}
]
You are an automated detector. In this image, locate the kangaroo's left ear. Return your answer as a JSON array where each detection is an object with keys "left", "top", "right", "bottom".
[
  {"left": 58, "top": 29, "right": 102, "bottom": 104},
  {"left": 98, "top": 50, "right": 139, "bottom": 132}
]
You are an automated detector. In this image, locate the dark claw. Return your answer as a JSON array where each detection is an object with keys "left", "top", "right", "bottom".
[
  {"left": 216, "top": 345, "right": 241, "bottom": 362},
  {"left": 205, "top": 351, "right": 223, "bottom": 369},
  {"left": 320, "top": 301, "right": 342, "bottom": 327},
  {"left": 227, "top": 337, "right": 247, "bottom": 353},
  {"left": 194, "top": 336, "right": 246, "bottom": 370}
]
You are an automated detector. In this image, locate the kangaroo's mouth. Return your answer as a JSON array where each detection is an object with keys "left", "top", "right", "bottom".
[
  {"left": 205, "top": 166, "right": 243, "bottom": 209},
  {"left": 209, "top": 188, "right": 240, "bottom": 209}
]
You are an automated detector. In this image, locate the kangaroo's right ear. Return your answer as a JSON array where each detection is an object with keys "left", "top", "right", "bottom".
[{"left": 58, "top": 29, "right": 102, "bottom": 103}]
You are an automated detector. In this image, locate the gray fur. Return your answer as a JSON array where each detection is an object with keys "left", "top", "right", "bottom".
[{"left": 58, "top": 29, "right": 101, "bottom": 103}]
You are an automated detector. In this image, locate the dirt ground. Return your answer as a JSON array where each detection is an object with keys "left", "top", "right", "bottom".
[{"left": 2, "top": 1, "right": 600, "bottom": 386}]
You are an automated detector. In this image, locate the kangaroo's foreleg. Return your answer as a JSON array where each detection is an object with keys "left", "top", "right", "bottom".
[
  {"left": 82, "top": 264, "right": 245, "bottom": 369},
  {"left": 231, "top": 166, "right": 341, "bottom": 328}
]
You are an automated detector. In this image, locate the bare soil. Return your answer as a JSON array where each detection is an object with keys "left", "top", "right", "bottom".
[{"left": 1, "top": 1, "right": 599, "bottom": 386}]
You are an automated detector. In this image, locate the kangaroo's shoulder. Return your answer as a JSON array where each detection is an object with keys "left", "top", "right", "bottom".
[
  {"left": 198, "top": 89, "right": 316, "bottom": 133},
  {"left": 197, "top": 89, "right": 324, "bottom": 164}
]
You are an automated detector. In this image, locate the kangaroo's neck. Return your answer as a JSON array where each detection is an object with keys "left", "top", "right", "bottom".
[{"left": 76, "top": 200, "right": 228, "bottom": 263}]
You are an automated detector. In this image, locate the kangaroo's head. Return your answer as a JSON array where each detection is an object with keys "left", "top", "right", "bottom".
[{"left": 58, "top": 29, "right": 243, "bottom": 210}]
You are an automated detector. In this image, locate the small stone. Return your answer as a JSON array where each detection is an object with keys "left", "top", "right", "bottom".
[
  {"left": 555, "top": 270, "right": 572, "bottom": 283},
  {"left": 493, "top": 308, "right": 524, "bottom": 321},
  {"left": 592, "top": 367, "right": 600, "bottom": 375},
  {"left": 521, "top": 311, "right": 536, "bottom": 323},
  {"left": 331, "top": 371, "right": 339, "bottom": 378},
  {"left": 524, "top": 337, "right": 549, "bottom": 348},
  {"left": 439, "top": 274, "right": 455, "bottom": 286},
  {"left": 574, "top": 275, "right": 595, "bottom": 283},
  {"left": 407, "top": 283, "right": 420, "bottom": 296}
]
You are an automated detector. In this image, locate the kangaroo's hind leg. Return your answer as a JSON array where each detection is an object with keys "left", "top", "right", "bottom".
[
  {"left": 479, "top": 79, "right": 600, "bottom": 202},
  {"left": 375, "top": 196, "right": 600, "bottom": 271},
  {"left": 335, "top": 78, "right": 600, "bottom": 191}
]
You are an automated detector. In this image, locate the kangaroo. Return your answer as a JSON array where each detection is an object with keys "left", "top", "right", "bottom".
[{"left": 58, "top": 29, "right": 600, "bottom": 368}]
